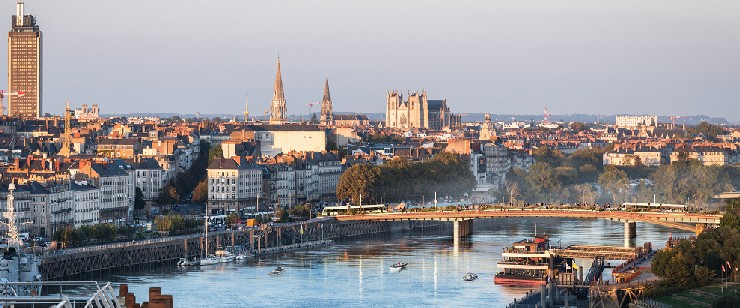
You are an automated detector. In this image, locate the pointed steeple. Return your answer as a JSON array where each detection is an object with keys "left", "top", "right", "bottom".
[
  {"left": 269, "top": 56, "right": 287, "bottom": 124},
  {"left": 320, "top": 78, "right": 333, "bottom": 126},
  {"left": 243, "top": 92, "right": 249, "bottom": 123},
  {"left": 323, "top": 78, "right": 331, "bottom": 102}
]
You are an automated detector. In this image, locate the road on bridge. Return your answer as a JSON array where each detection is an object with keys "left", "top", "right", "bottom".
[{"left": 333, "top": 209, "right": 722, "bottom": 232}]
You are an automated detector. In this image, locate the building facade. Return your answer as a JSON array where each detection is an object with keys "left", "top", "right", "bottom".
[
  {"left": 385, "top": 90, "right": 458, "bottom": 130},
  {"left": 8, "top": 1, "right": 42, "bottom": 118}
]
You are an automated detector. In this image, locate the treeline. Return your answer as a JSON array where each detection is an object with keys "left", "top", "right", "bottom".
[
  {"left": 156, "top": 141, "right": 214, "bottom": 205},
  {"left": 506, "top": 146, "right": 734, "bottom": 206},
  {"left": 153, "top": 214, "right": 202, "bottom": 234},
  {"left": 52, "top": 224, "right": 139, "bottom": 248},
  {"left": 647, "top": 199, "right": 740, "bottom": 306},
  {"left": 336, "top": 152, "right": 476, "bottom": 204}
]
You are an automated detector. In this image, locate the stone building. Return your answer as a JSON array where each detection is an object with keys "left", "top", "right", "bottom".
[
  {"left": 385, "top": 90, "right": 459, "bottom": 130},
  {"left": 269, "top": 57, "right": 287, "bottom": 124},
  {"left": 319, "top": 78, "right": 333, "bottom": 126}
]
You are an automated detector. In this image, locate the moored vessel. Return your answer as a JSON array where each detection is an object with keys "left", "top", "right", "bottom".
[{"left": 494, "top": 235, "right": 566, "bottom": 286}]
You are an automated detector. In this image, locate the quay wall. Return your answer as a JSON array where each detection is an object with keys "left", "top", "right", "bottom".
[{"left": 40, "top": 218, "right": 404, "bottom": 280}]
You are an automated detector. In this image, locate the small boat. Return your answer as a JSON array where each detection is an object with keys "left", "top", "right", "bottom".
[
  {"left": 463, "top": 273, "right": 478, "bottom": 281},
  {"left": 200, "top": 254, "right": 219, "bottom": 266},
  {"left": 235, "top": 254, "right": 250, "bottom": 261},
  {"left": 215, "top": 250, "right": 235, "bottom": 263},
  {"left": 269, "top": 267, "right": 285, "bottom": 276},
  {"left": 390, "top": 262, "right": 408, "bottom": 270},
  {"left": 177, "top": 257, "right": 201, "bottom": 267}
]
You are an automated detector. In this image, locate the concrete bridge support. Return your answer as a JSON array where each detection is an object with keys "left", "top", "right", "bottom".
[
  {"left": 453, "top": 219, "right": 474, "bottom": 239},
  {"left": 624, "top": 222, "right": 636, "bottom": 248}
]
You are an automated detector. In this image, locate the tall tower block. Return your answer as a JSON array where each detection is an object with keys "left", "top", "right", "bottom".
[{"left": 8, "top": 1, "right": 42, "bottom": 118}]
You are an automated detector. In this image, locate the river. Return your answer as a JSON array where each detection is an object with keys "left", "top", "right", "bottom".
[{"left": 107, "top": 217, "right": 693, "bottom": 307}]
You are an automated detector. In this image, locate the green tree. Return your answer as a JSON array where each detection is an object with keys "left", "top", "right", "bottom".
[
  {"left": 208, "top": 145, "right": 223, "bottom": 164},
  {"left": 336, "top": 164, "right": 381, "bottom": 204},
  {"left": 569, "top": 122, "right": 590, "bottom": 132},
  {"left": 598, "top": 165, "right": 630, "bottom": 204},
  {"left": 527, "top": 162, "right": 560, "bottom": 199},
  {"left": 134, "top": 187, "right": 146, "bottom": 211},
  {"left": 154, "top": 215, "right": 173, "bottom": 233}
]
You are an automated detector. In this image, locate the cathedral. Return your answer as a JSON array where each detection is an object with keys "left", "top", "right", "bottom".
[{"left": 385, "top": 90, "right": 460, "bottom": 130}]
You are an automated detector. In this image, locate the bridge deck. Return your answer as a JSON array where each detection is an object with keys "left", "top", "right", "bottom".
[{"left": 334, "top": 209, "right": 721, "bottom": 232}]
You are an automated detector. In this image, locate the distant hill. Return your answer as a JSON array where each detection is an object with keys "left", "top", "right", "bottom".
[{"left": 103, "top": 112, "right": 732, "bottom": 126}]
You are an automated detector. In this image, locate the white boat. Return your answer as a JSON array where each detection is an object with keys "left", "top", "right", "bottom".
[
  {"left": 215, "top": 250, "right": 235, "bottom": 263},
  {"left": 200, "top": 254, "right": 219, "bottom": 266},
  {"left": 177, "top": 257, "right": 200, "bottom": 267},
  {"left": 235, "top": 254, "right": 250, "bottom": 261},
  {"left": 390, "top": 262, "right": 407, "bottom": 270},
  {"left": 463, "top": 273, "right": 478, "bottom": 281},
  {"left": 268, "top": 266, "right": 285, "bottom": 276}
]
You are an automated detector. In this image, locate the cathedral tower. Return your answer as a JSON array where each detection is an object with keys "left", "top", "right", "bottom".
[
  {"left": 319, "top": 78, "right": 333, "bottom": 126},
  {"left": 269, "top": 57, "right": 287, "bottom": 124}
]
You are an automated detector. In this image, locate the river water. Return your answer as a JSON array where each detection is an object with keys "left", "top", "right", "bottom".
[{"left": 107, "top": 217, "right": 693, "bottom": 307}]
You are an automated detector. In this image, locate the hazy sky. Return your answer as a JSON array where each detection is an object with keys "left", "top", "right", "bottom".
[{"left": 3, "top": 1, "right": 740, "bottom": 119}]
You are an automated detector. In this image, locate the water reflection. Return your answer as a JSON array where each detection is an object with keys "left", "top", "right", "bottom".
[{"left": 106, "top": 218, "right": 692, "bottom": 307}]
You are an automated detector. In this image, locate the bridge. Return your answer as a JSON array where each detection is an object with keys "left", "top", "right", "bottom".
[{"left": 334, "top": 209, "right": 722, "bottom": 242}]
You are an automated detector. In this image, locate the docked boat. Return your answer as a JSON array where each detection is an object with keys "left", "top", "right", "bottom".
[
  {"left": 268, "top": 266, "right": 285, "bottom": 276},
  {"left": 390, "top": 262, "right": 408, "bottom": 270},
  {"left": 235, "top": 254, "right": 250, "bottom": 261},
  {"left": 494, "top": 235, "right": 567, "bottom": 286},
  {"left": 200, "top": 254, "right": 219, "bottom": 266},
  {"left": 215, "top": 249, "right": 235, "bottom": 263},
  {"left": 177, "top": 257, "right": 201, "bottom": 267},
  {"left": 463, "top": 273, "right": 478, "bottom": 281}
]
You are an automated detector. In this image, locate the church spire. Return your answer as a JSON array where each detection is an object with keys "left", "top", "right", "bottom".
[
  {"left": 243, "top": 91, "right": 249, "bottom": 123},
  {"left": 269, "top": 56, "right": 287, "bottom": 124},
  {"left": 320, "top": 78, "right": 334, "bottom": 126},
  {"left": 323, "top": 78, "right": 331, "bottom": 102}
]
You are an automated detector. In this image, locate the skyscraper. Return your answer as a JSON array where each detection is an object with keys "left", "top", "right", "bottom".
[
  {"left": 319, "top": 78, "right": 333, "bottom": 126},
  {"left": 8, "top": 1, "right": 42, "bottom": 118},
  {"left": 269, "top": 57, "right": 287, "bottom": 124}
]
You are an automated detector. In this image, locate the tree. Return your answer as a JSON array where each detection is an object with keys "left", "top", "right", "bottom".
[
  {"left": 154, "top": 215, "right": 173, "bottom": 233},
  {"left": 134, "top": 187, "right": 146, "bottom": 211},
  {"left": 226, "top": 213, "right": 239, "bottom": 227},
  {"left": 208, "top": 145, "right": 223, "bottom": 165},
  {"left": 527, "top": 162, "right": 560, "bottom": 199},
  {"left": 569, "top": 122, "right": 590, "bottom": 132},
  {"left": 309, "top": 113, "right": 318, "bottom": 124},
  {"left": 506, "top": 182, "right": 520, "bottom": 204},
  {"left": 336, "top": 164, "right": 381, "bottom": 204},
  {"left": 598, "top": 165, "right": 630, "bottom": 204},
  {"left": 192, "top": 179, "right": 208, "bottom": 204}
]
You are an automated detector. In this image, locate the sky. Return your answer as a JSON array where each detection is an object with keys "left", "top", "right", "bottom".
[{"left": 2, "top": 1, "right": 739, "bottom": 120}]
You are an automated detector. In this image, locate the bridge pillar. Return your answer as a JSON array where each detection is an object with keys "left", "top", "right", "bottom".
[
  {"left": 695, "top": 223, "right": 707, "bottom": 235},
  {"left": 624, "top": 222, "right": 636, "bottom": 248},
  {"left": 453, "top": 220, "right": 474, "bottom": 239}
]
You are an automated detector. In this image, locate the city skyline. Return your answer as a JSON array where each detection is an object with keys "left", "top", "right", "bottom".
[{"left": 1, "top": 1, "right": 739, "bottom": 120}]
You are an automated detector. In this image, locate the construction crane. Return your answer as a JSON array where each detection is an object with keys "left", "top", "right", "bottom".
[{"left": 0, "top": 90, "right": 25, "bottom": 116}]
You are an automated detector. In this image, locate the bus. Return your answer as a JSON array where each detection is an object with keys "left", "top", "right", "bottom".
[
  {"left": 204, "top": 215, "right": 228, "bottom": 229},
  {"left": 321, "top": 204, "right": 387, "bottom": 216}
]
